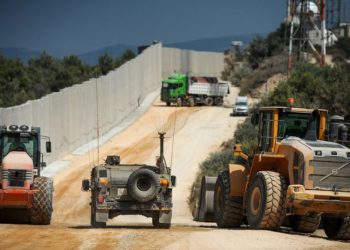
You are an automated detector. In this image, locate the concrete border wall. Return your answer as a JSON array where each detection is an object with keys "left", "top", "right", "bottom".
[
  {"left": 0, "top": 44, "right": 224, "bottom": 163},
  {"left": 162, "top": 47, "right": 224, "bottom": 78}
]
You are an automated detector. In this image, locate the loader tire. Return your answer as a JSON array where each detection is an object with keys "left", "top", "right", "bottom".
[
  {"left": 290, "top": 213, "right": 321, "bottom": 233},
  {"left": 214, "top": 170, "right": 243, "bottom": 228},
  {"left": 323, "top": 216, "right": 350, "bottom": 240},
  {"left": 205, "top": 97, "right": 214, "bottom": 106},
  {"left": 246, "top": 171, "right": 287, "bottom": 230},
  {"left": 30, "top": 177, "right": 53, "bottom": 225}
]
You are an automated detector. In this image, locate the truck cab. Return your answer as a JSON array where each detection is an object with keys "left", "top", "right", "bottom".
[{"left": 161, "top": 74, "right": 187, "bottom": 106}]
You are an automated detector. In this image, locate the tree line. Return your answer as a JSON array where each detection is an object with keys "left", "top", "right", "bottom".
[{"left": 0, "top": 49, "right": 135, "bottom": 107}]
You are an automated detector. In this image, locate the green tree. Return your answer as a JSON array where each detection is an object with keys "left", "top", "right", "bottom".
[
  {"left": 98, "top": 53, "right": 114, "bottom": 75},
  {"left": 247, "top": 36, "right": 268, "bottom": 69}
]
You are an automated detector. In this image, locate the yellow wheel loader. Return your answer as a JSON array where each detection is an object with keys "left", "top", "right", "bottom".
[{"left": 197, "top": 105, "right": 350, "bottom": 240}]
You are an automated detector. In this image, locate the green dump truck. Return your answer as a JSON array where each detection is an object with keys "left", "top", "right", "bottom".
[{"left": 161, "top": 74, "right": 229, "bottom": 107}]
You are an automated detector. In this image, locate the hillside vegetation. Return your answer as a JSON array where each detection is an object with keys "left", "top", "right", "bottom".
[{"left": 0, "top": 50, "right": 135, "bottom": 107}]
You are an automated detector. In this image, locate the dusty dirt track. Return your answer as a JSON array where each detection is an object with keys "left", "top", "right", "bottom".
[{"left": 0, "top": 90, "right": 350, "bottom": 250}]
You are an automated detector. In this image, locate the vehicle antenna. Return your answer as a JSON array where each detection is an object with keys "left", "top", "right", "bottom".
[{"left": 95, "top": 74, "right": 100, "bottom": 164}]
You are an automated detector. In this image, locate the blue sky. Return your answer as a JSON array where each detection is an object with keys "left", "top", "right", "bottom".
[{"left": 0, "top": 0, "right": 286, "bottom": 54}]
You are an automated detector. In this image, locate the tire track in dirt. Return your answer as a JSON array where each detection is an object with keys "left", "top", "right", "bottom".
[{"left": 52, "top": 105, "right": 198, "bottom": 224}]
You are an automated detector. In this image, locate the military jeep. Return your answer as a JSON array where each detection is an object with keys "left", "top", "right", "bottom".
[{"left": 82, "top": 133, "right": 176, "bottom": 228}]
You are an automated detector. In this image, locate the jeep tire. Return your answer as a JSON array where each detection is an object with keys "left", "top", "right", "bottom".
[{"left": 127, "top": 168, "right": 160, "bottom": 202}]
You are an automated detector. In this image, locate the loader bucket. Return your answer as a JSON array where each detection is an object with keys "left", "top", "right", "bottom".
[{"left": 194, "top": 176, "right": 217, "bottom": 222}]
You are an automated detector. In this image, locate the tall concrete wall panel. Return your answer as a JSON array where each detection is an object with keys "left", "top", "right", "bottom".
[
  {"left": 0, "top": 44, "right": 223, "bottom": 163},
  {"left": 162, "top": 47, "right": 224, "bottom": 78}
]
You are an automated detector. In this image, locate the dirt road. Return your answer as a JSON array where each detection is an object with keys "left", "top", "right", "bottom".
[{"left": 0, "top": 89, "right": 349, "bottom": 250}]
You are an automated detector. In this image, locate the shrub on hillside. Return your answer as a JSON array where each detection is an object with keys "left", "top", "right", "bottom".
[{"left": 261, "top": 63, "right": 350, "bottom": 115}]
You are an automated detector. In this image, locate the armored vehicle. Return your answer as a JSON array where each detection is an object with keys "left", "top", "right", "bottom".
[{"left": 82, "top": 132, "right": 176, "bottom": 228}]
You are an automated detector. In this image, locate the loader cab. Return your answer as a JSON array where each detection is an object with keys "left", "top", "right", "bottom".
[
  {"left": 0, "top": 125, "right": 51, "bottom": 176},
  {"left": 255, "top": 107, "right": 327, "bottom": 153}
]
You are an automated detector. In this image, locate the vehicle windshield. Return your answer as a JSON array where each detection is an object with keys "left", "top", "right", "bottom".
[
  {"left": 277, "top": 112, "right": 314, "bottom": 140},
  {"left": 1, "top": 133, "right": 37, "bottom": 164},
  {"left": 236, "top": 102, "right": 247, "bottom": 106},
  {"left": 162, "top": 82, "right": 182, "bottom": 89}
]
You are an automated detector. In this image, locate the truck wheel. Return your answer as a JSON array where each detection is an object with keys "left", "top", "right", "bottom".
[
  {"left": 323, "top": 216, "right": 350, "bottom": 240},
  {"left": 205, "top": 97, "right": 214, "bottom": 106},
  {"left": 30, "top": 177, "right": 53, "bottom": 225},
  {"left": 166, "top": 102, "right": 171, "bottom": 107},
  {"left": 214, "top": 170, "right": 243, "bottom": 228},
  {"left": 127, "top": 168, "right": 160, "bottom": 202},
  {"left": 91, "top": 192, "right": 107, "bottom": 228},
  {"left": 290, "top": 213, "right": 321, "bottom": 233},
  {"left": 152, "top": 212, "right": 171, "bottom": 229},
  {"left": 246, "top": 171, "right": 287, "bottom": 230},
  {"left": 176, "top": 98, "right": 182, "bottom": 107},
  {"left": 214, "top": 97, "right": 223, "bottom": 106},
  {"left": 188, "top": 97, "right": 195, "bottom": 107}
]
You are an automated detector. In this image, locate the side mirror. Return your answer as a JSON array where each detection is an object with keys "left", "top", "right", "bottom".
[
  {"left": 46, "top": 141, "right": 52, "bottom": 153},
  {"left": 82, "top": 179, "right": 90, "bottom": 191},
  {"left": 171, "top": 175, "right": 176, "bottom": 187},
  {"left": 41, "top": 162, "right": 47, "bottom": 168},
  {"left": 251, "top": 112, "right": 259, "bottom": 126}
]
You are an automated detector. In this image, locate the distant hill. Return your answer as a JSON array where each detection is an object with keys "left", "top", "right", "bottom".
[
  {"left": 78, "top": 34, "right": 259, "bottom": 64},
  {"left": 78, "top": 44, "right": 138, "bottom": 65},
  {"left": 0, "top": 47, "right": 41, "bottom": 62},
  {"left": 0, "top": 34, "right": 260, "bottom": 64},
  {"left": 166, "top": 34, "right": 259, "bottom": 52}
]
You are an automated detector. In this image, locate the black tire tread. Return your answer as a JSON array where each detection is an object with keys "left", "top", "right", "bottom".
[
  {"left": 205, "top": 97, "right": 214, "bottom": 106},
  {"left": 215, "top": 170, "right": 244, "bottom": 228},
  {"left": 248, "top": 171, "right": 287, "bottom": 230},
  {"left": 127, "top": 168, "right": 160, "bottom": 203},
  {"left": 291, "top": 213, "right": 321, "bottom": 233},
  {"left": 30, "top": 177, "right": 53, "bottom": 225},
  {"left": 324, "top": 217, "right": 350, "bottom": 240}
]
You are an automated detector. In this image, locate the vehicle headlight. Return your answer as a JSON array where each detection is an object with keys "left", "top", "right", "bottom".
[{"left": 315, "top": 150, "right": 322, "bottom": 156}]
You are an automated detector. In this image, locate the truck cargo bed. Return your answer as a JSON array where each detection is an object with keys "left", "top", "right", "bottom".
[{"left": 188, "top": 82, "right": 228, "bottom": 97}]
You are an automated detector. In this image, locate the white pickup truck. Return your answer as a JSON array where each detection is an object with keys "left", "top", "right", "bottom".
[{"left": 232, "top": 96, "right": 248, "bottom": 116}]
